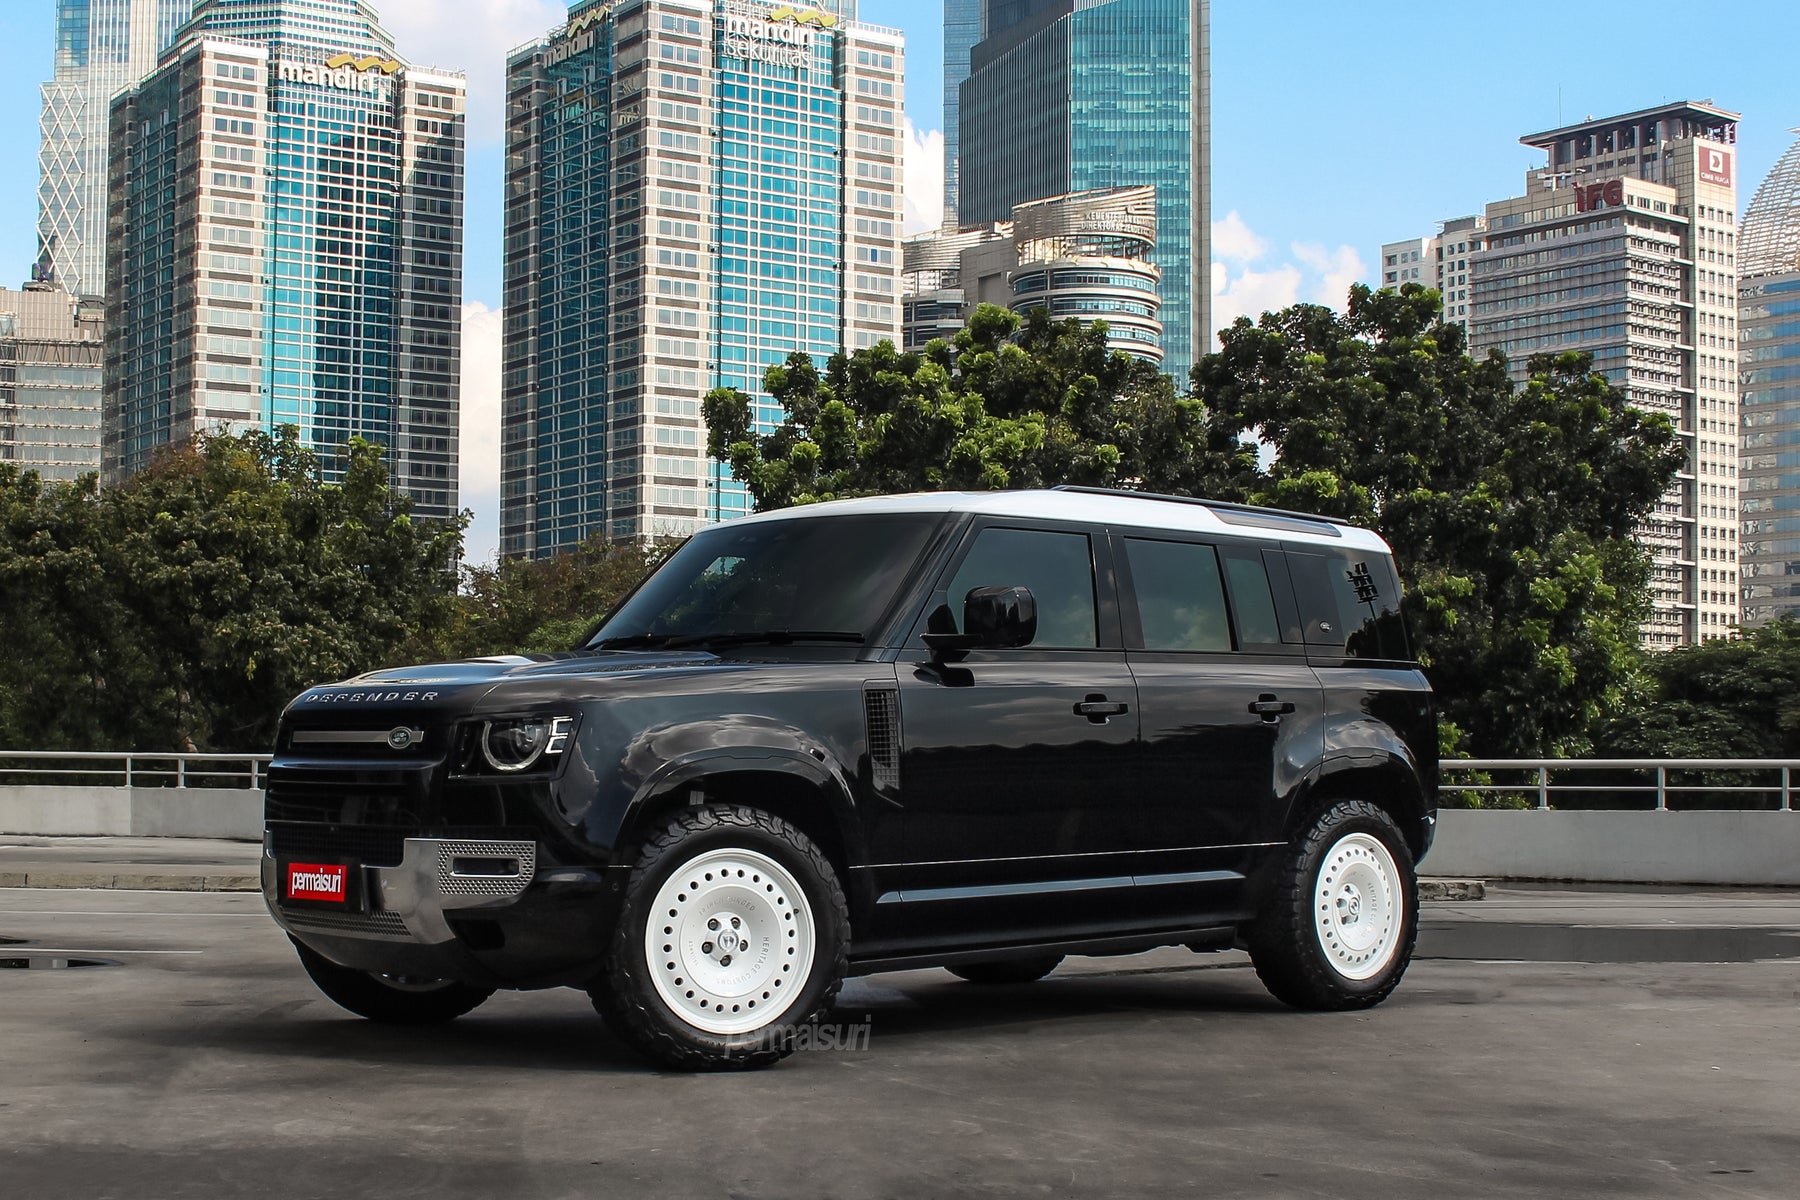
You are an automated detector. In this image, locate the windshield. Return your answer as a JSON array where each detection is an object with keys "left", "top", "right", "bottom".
[{"left": 587, "top": 512, "right": 946, "bottom": 648}]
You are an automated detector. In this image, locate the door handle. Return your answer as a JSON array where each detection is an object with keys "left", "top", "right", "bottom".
[
  {"left": 1249, "top": 695, "right": 1296, "bottom": 720},
  {"left": 1074, "top": 695, "right": 1130, "bottom": 723}
]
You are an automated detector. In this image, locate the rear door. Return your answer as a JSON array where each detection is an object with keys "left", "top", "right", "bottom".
[{"left": 1115, "top": 534, "right": 1323, "bottom": 914}]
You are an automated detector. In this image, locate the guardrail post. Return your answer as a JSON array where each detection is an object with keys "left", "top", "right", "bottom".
[
  {"left": 1655, "top": 765, "right": 1668, "bottom": 811},
  {"left": 177, "top": 757, "right": 187, "bottom": 789},
  {"left": 1537, "top": 766, "right": 1549, "bottom": 811},
  {"left": 1783, "top": 767, "right": 1792, "bottom": 813},
  {"left": 124, "top": 754, "right": 134, "bottom": 788}
]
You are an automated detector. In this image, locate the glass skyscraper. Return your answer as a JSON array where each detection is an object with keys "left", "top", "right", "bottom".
[
  {"left": 1739, "top": 129, "right": 1800, "bottom": 628},
  {"left": 502, "top": 0, "right": 903, "bottom": 556},
  {"left": 940, "top": 0, "right": 980, "bottom": 225},
  {"left": 958, "top": 0, "right": 1208, "bottom": 380},
  {"left": 38, "top": 0, "right": 196, "bottom": 297},
  {"left": 103, "top": 0, "right": 466, "bottom": 520}
]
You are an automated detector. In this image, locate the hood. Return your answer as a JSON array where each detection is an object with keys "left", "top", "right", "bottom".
[{"left": 280, "top": 650, "right": 732, "bottom": 726}]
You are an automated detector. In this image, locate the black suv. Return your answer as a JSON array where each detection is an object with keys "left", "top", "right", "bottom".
[{"left": 263, "top": 488, "right": 1436, "bottom": 1070}]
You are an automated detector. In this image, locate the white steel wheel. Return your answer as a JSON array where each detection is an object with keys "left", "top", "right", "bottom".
[
  {"left": 1313, "top": 831, "right": 1403, "bottom": 981},
  {"left": 644, "top": 846, "right": 816, "bottom": 1036}
]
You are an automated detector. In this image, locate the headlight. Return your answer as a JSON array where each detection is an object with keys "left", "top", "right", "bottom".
[{"left": 479, "top": 715, "right": 575, "bottom": 773}]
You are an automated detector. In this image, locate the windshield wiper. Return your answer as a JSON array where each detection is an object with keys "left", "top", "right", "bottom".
[
  {"left": 660, "top": 630, "right": 866, "bottom": 650},
  {"left": 590, "top": 633, "right": 676, "bottom": 650}
]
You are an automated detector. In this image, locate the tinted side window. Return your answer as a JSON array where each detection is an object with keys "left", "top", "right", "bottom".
[
  {"left": 946, "top": 527, "right": 1097, "bottom": 648},
  {"left": 1123, "top": 538, "right": 1231, "bottom": 651},
  {"left": 1287, "top": 549, "right": 1410, "bottom": 661},
  {"left": 1220, "top": 551, "right": 1283, "bottom": 646}
]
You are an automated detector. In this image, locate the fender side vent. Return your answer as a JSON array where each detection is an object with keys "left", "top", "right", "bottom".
[{"left": 863, "top": 686, "right": 901, "bottom": 792}]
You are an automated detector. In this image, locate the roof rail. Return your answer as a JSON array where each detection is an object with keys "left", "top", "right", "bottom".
[{"left": 1048, "top": 485, "right": 1354, "bottom": 529}]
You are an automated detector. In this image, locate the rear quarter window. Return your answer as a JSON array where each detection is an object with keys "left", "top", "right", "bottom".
[{"left": 1285, "top": 549, "right": 1411, "bottom": 662}]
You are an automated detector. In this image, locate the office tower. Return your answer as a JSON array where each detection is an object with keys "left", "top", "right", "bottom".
[
  {"left": 902, "top": 185, "right": 1162, "bottom": 363},
  {"left": 1738, "top": 128, "right": 1800, "bottom": 628},
  {"left": 501, "top": 0, "right": 904, "bottom": 556},
  {"left": 1378, "top": 216, "right": 1486, "bottom": 335},
  {"left": 958, "top": 0, "right": 1207, "bottom": 379},
  {"left": 0, "top": 283, "right": 105, "bottom": 482},
  {"left": 104, "top": 0, "right": 465, "bottom": 521},
  {"left": 941, "top": 0, "right": 980, "bottom": 225},
  {"left": 38, "top": 0, "right": 196, "bottom": 297},
  {"left": 1466, "top": 102, "right": 1741, "bottom": 646}
]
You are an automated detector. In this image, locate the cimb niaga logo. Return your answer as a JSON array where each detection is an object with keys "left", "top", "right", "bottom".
[{"left": 1700, "top": 146, "right": 1733, "bottom": 187}]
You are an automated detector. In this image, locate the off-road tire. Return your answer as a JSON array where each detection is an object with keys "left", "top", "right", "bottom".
[
  {"left": 591, "top": 804, "right": 849, "bottom": 1071},
  {"left": 292, "top": 938, "right": 494, "bottom": 1024},
  {"left": 1246, "top": 799, "right": 1418, "bottom": 1011},
  {"left": 947, "top": 955, "right": 1065, "bottom": 985}
]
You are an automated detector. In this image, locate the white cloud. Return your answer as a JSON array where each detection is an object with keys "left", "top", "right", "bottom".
[
  {"left": 377, "top": 0, "right": 564, "bottom": 144},
  {"left": 1293, "top": 241, "right": 1366, "bottom": 310},
  {"left": 458, "top": 301, "right": 504, "bottom": 566},
  {"left": 902, "top": 119, "right": 945, "bottom": 236},
  {"left": 1209, "top": 212, "right": 1367, "bottom": 337},
  {"left": 1211, "top": 210, "right": 1268, "bottom": 264}
]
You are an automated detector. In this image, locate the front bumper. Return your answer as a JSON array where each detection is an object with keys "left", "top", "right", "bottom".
[{"left": 265, "top": 834, "right": 536, "bottom": 944}]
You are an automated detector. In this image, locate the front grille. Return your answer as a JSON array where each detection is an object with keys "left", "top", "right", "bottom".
[
  {"left": 269, "top": 824, "right": 411, "bottom": 867},
  {"left": 264, "top": 761, "right": 438, "bottom": 825},
  {"left": 282, "top": 908, "right": 410, "bottom": 938}
]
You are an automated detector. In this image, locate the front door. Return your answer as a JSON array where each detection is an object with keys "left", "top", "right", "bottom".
[{"left": 882, "top": 523, "right": 1141, "bottom": 948}]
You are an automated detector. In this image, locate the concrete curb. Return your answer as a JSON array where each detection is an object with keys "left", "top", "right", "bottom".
[
  {"left": 0, "top": 869, "right": 259, "bottom": 892},
  {"left": 1419, "top": 878, "right": 1486, "bottom": 901}
]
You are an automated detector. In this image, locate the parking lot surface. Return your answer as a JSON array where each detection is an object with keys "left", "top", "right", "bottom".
[{"left": 3, "top": 883, "right": 1797, "bottom": 1198}]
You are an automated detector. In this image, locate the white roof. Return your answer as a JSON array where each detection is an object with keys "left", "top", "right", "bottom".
[{"left": 729, "top": 490, "right": 1391, "bottom": 553}]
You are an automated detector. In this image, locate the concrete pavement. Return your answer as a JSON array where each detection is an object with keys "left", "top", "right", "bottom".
[{"left": 2, "top": 884, "right": 1797, "bottom": 1197}]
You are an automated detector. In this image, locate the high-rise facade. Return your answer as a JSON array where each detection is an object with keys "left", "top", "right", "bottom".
[
  {"left": 958, "top": 0, "right": 1207, "bottom": 380},
  {"left": 501, "top": 0, "right": 904, "bottom": 556},
  {"left": 38, "top": 0, "right": 196, "bottom": 298},
  {"left": 903, "top": 186, "right": 1162, "bottom": 363},
  {"left": 940, "top": 0, "right": 980, "bottom": 225},
  {"left": 1378, "top": 215, "right": 1485, "bottom": 334},
  {"left": 1738, "top": 129, "right": 1800, "bottom": 629},
  {"left": 0, "top": 283, "right": 105, "bottom": 482},
  {"left": 1466, "top": 102, "right": 1741, "bottom": 646},
  {"left": 104, "top": 0, "right": 465, "bottom": 520}
]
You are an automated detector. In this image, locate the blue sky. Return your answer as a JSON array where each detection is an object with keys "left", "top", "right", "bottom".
[{"left": 1, "top": 0, "right": 1794, "bottom": 561}]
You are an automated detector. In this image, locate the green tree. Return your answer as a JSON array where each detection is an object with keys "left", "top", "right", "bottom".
[
  {"left": 0, "top": 430, "right": 462, "bottom": 752},
  {"left": 403, "top": 535, "right": 674, "bottom": 663},
  {"left": 702, "top": 304, "right": 1252, "bottom": 508},
  {"left": 1193, "top": 285, "right": 1685, "bottom": 756},
  {"left": 1598, "top": 615, "right": 1800, "bottom": 759}
]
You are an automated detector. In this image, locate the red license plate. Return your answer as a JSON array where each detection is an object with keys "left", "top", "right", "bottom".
[{"left": 284, "top": 862, "right": 349, "bottom": 904}]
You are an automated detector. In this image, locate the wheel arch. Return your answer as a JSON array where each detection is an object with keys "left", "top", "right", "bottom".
[
  {"left": 1289, "top": 752, "right": 1433, "bottom": 863},
  {"left": 620, "top": 754, "right": 863, "bottom": 886}
]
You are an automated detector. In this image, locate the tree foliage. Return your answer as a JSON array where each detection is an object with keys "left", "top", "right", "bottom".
[
  {"left": 1194, "top": 285, "right": 1685, "bottom": 756},
  {"left": 400, "top": 536, "right": 673, "bottom": 664},
  {"left": 1599, "top": 615, "right": 1800, "bottom": 759},
  {"left": 703, "top": 304, "right": 1253, "bottom": 508},
  {"left": 707, "top": 285, "right": 1684, "bottom": 758},
  {"left": 0, "top": 430, "right": 462, "bottom": 752}
]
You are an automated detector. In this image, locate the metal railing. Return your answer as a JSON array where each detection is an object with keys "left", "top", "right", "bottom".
[
  {"left": 0, "top": 751, "right": 272, "bottom": 790},
  {"left": 1441, "top": 759, "right": 1798, "bottom": 812}
]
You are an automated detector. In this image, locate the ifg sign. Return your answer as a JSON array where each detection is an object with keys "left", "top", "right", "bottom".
[{"left": 1573, "top": 178, "right": 1624, "bottom": 213}]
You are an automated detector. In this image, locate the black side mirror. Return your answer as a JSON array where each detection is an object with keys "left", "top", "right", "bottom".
[{"left": 922, "top": 585, "right": 1037, "bottom": 659}]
